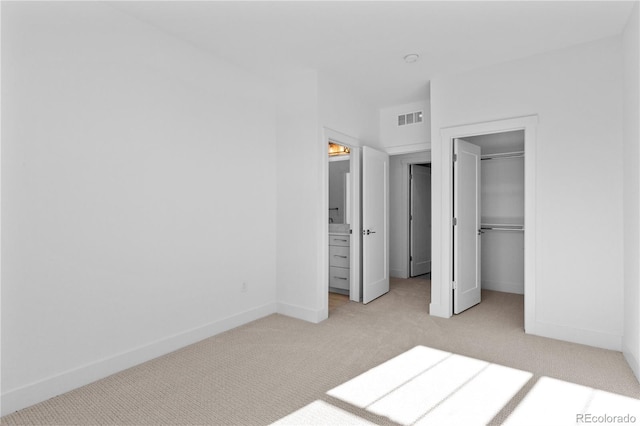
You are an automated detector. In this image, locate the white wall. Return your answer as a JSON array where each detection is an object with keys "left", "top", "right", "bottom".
[
  {"left": 275, "top": 70, "right": 323, "bottom": 322},
  {"left": 431, "top": 36, "right": 624, "bottom": 350},
  {"left": 320, "top": 73, "right": 379, "bottom": 304},
  {"left": 0, "top": 2, "right": 4, "bottom": 417},
  {"left": 275, "top": 71, "right": 378, "bottom": 320},
  {"left": 380, "top": 101, "right": 431, "bottom": 153},
  {"left": 318, "top": 73, "right": 380, "bottom": 148},
  {"left": 389, "top": 152, "right": 431, "bottom": 278},
  {"left": 622, "top": 2, "right": 640, "bottom": 380},
  {"left": 2, "top": 2, "right": 278, "bottom": 414}
]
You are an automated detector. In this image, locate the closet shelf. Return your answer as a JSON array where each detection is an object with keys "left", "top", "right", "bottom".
[{"left": 481, "top": 151, "right": 524, "bottom": 161}]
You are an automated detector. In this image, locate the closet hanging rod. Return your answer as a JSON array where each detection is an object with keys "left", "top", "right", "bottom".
[
  {"left": 481, "top": 151, "right": 524, "bottom": 161},
  {"left": 480, "top": 226, "right": 524, "bottom": 232}
]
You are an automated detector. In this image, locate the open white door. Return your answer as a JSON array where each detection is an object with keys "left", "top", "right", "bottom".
[
  {"left": 362, "top": 146, "right": 389, "bottom": 304},
  {"left": 410, "top": 164, "right": 431, "bottom": 277},
  {"left": 453, "top": 139, "right": 481, "bottom": 314}
]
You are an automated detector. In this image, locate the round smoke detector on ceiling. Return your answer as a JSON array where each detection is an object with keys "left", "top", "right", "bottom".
[{"left": 404, "top": 53, "right": 420, "bottom": 63}]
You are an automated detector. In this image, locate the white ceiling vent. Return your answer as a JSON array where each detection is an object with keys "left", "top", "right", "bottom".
[{"left": 398, "top": 111, "right": 423, "bottom": 126}]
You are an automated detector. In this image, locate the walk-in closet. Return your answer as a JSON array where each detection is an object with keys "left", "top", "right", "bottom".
[{"left": 463, "top": 130, "right": 525, "bottom": 295}]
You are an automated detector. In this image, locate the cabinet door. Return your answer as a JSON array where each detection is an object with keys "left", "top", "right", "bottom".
[
  {"left": 329, "top": 267, "right": 350, "bottom": 290},
  {"left": 329, "top": 245, "right": 350, "bottom": 268},
  {"left": 329, "top": 235, "right": 350, "bottom": 247}
]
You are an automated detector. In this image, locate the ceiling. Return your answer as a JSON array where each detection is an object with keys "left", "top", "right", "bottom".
[{"left": 110, "top": 1, "right": 635, "bottom": 109}]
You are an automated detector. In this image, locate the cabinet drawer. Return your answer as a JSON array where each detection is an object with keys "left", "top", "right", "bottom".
[
  {"left": 329, "top": 234, "right": 350, "bottom": 247},
  {"left": 329, "top": 266, "right": 350, "bottom": 290},
  {"left": 329, "top": 245, "right": 350, "bottom": 268}
]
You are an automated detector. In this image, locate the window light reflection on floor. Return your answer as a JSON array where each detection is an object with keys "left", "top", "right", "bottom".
[
  {"left": 272, "top": 400, "right": 375, "bottom": 426},
  {"left": 328, "top": 346, "right": 532, "bottom": 425},
  {"left": 327, "top": 346, "right": 453, "bottom": 409},
  {"left": 503, "top": 376, "right": 640, "bottom": 426},
  {"left": 271, "top": 346, "right": 639, "bottom": 426}
]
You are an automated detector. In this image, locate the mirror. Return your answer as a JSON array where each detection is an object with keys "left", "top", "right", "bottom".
[{"left": 329, "top": 150, "right": 350, "bottom": 224}]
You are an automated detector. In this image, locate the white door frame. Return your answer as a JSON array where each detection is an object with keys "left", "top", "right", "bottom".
[
  {"left": 322, "top": 127, "right": 362, "bottom": 306},
  {"left": 431, "top": 115, "right": 538, "bottom": 334}
]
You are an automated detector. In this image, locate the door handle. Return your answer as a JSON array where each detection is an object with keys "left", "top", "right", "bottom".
[{"left": 363, "top": 229, "right": 377, "bottom": 235}]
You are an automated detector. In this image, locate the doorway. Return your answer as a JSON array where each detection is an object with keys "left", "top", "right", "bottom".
[
  {"left": 324, "top": 131, "right": 391, "bottom": 315},
  {"left": 432, "top": 115, "right": 537, "bottom": 334},
  {"left": 389, "top": 152, "right": 431, "bottom": 280},
  {"left": 453, "top": 131, "right": 525, "bottom": 314},
  {"left": 327, "top": 140, "right": 360, "bottom": 305},
  {"left": 409, "top": 163, "right": 431, "bottom": 277}
]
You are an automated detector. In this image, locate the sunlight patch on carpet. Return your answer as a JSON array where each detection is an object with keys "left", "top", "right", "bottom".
[
  {"left": 327, "top": 346, "right": 452, "bottom": 409},
  {"left": 272, "top": 345, "right": 639, "bottom": 426},
  {"left": 271, "top": 400, "right": 375, "bottom": 425},
  {"left": 503, "top": 376, "right": 640, "bottom": 426},
  {"left": 328, "top": 346, "right": 532, "bottom": 425}
]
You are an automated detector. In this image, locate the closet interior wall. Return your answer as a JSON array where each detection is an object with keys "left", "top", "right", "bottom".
[{"left": 462, "top": 131, "right": 525, "bottom": 295}]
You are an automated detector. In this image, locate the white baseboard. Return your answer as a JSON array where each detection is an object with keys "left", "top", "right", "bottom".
[
  {"left": 482, "top": 280, "right": 524, "bottom": 295},
  {"left": 277, "top": 302, "right": 326, "bottom": 324},
  {"left": 623, "top": 342, "right": 640, "bottom": 382},
  {"left": 429, "top": 302, "right": 451, "bottom": 318},
  {"left": 532, "top": 320, "right": 622, "bottom": 351},
  {"left": 1, "top": 302, "right": 277, "bottom": 416},
  {"left": 390, "top": 268, "right": 408, "bottom": 279}
]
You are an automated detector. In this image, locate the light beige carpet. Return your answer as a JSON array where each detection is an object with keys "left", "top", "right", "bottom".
[{"left": 3, "top": 277, "right": 639, "bottom": 425}]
